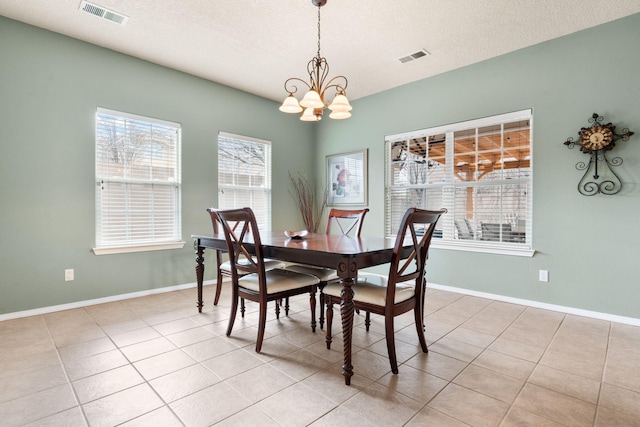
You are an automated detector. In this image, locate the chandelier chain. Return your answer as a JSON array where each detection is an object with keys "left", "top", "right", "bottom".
[{"left": 317, "top": 5, "right": 321, "bottom": 59}]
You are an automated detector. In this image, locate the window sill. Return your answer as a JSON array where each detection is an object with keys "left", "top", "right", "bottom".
[
  {"left": 92, "top": 241, "right": 186, "bottom": 255},
  {"left": 431, "top": 240, "right": 535, "bottom": 257}
]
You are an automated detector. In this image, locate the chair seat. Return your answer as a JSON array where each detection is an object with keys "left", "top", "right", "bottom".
[
  {"left": 239, "top": 269, "right": 319, "bottom": 294},
  {"left": 323, "top": 273, "right": 415, "bottom": 306},
  {"left": 286, "top": 264, "right": 339, "bottom": 282},
  {"left": 220, "top": 258, "right": 285, "bottom": 273}
]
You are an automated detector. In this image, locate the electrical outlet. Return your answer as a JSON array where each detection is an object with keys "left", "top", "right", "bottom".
[
  {"left": 65, "top": 269, "right": 74, "bottom": 281},
  {"left": 539, "top": 269, "right": 549, "bottom": 282}
]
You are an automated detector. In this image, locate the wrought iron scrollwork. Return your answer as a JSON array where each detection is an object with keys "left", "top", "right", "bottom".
[{"left": 563, "top": 113, "right": 634, "bottom": 196}]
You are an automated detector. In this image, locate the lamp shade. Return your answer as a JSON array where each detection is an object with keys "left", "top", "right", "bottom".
[
  {"left": 299, "top": 90, "right": 324, "bottom": 109},
  {"left": 329, "top": 110, "right": 351, "bottom": 120},
  {"left": 328, "top": 93, "right": 352, "bottom": 112},
  {"left": 279, "top": 94, "right": 303, "bottom": 113},
  {"left": 300, "top": 108, "right": 322, "bottom": 122}
]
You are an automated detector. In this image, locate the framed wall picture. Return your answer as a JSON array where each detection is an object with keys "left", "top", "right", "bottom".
[{"left": 326, "top": 149, "right": 368, "bottom": 206}]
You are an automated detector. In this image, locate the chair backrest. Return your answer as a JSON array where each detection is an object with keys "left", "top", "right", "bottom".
[
  {"left": 386, "top": 208, "right": 446, "bottom": 302},
  {"left": 326, "top": 208, "right": 370, "bottom": 237},
  {"left": 210, "top": 208, "right": 267, "bottom": 287},
  {"left": 454, "top": 219, "right": 472, "bottom": 240}
]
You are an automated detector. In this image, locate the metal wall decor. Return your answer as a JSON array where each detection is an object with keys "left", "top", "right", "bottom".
[{"left": 563, "top": 113, "right": 634, "bottom": 196}]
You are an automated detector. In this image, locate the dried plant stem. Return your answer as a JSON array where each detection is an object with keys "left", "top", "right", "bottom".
[{"left": 289, "top": 171, "right": 327, "bottom": 233}]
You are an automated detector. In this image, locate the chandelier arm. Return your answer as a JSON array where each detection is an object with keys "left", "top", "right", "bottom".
[
  {"left": 284, "top": 77, "right": 312, "bottom": 95},
  {"left": 320, "top": 75, "right": 348, "bottom": 99}
]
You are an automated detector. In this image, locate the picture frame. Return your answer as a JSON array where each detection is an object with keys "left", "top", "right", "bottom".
[{"left": 326, "top": 149, "right": 368, "bottom": 206}]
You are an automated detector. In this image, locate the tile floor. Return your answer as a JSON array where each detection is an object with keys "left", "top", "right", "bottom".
[{"left": 1, "top": 283, "right": 639, "bottom": 426}]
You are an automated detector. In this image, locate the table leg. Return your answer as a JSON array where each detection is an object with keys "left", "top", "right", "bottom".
[
  {"left": 195, "top": 241, "right": 205, "bottom": 313},
  {"left": 340, "top": 277, "right": 355, "bottom": 385}
]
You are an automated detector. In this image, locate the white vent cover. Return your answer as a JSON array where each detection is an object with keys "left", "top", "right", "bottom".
[
  {"left": 79, "top": 1, "right": 128, "bottom": 25},
  {"left": 398, "top": 49, "right": 431, "bottom": 64}
]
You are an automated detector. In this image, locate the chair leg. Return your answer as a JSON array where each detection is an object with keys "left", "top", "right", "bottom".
[
  {"left": 415, "top": 299, "right": 429, "bottom": 354},
  {"left": 240, "top": 298, "right": 246, "bottom": 318},
  {"left": 284, "top": 297, "right": 290, "bottom": 316},
  {"left": 214, "top": 270, "right": 223, "bottom": 306},
  {"left": 255, "top": 300, "right": 268, "bottom": 353},
  {"left": 309, "top": 289, "right": 317, "bottom": 333},
  {"left": 325, "top": 300, "right": 333, "bottom": 350},
  {"left": 318, "top": 290, "right": 325, "bottom": 330},
  {"left": 275, "top": 299, "right": 281, "bottom": 319},
  {"left": 226, "top": 291, "right": 238, "bottom": 337},
  {"left": 365, "top": 311, "right": 371, "bottom": 331},
  {"left": 385, "top": 315, "right": 399, "bottom": 374}
]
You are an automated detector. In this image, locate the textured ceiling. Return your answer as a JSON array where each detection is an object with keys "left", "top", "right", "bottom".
[{"left": 2, "top": 0, "right": 639, "bottom": 102}]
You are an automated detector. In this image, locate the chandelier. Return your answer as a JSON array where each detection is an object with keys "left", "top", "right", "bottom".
[{"left": 279, "top": 0, "right": 352, "bottom": 121}]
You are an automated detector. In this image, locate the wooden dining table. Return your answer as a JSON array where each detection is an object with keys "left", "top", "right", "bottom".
[{"left": 192, "top": 231, "right": 413, "bottom": 385}]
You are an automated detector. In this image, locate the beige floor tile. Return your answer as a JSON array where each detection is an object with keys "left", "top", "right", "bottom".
[
  {"left": 165, "top": 325, "right": 219, "bottom": 348},
  {"left": 120, "top": 337, "right": 177, "bottom": 362},
  {"left": 302, "top": 335, "right": 349, "bottom": 364},
  {"left": 366, "top": 334, "right": 424, "bottom": 365},
  {"left": 100, "top": 319, "right": 148, "bottom": 336},
  {"left": 110, "top": 326, "right": 162, "bottom": 348},
  {"left": 453, "top": 364, "right": 524, "bottom": 404},
  {"left": 473, "top": 349, "right": 536, "bottom": 381},
  {"left": 215, "top": 406, "right": 281, "bottom": 427},
  {"left": 52, "top": 326, "right": 107, "bottom": 348},
  {"left": 598, "top": 382, "right": 640, "bottom": 418},
  {"left": 83, "top": 383, "right": 164, "bottom": 426},
  {"left": 603, "top": 353, "right": 640, "bottom": 392},
  {"left": 561, "top": 314, "right": 611, "bottom": 337},
  {"left": 258, "top": 382, "right": 338, "bottom": 427},
  {"left": 445, "top": 326, "right": 497, "bottom": 348},
  {"left": 0, "top": 364, "right": 68, "bottom": 404},
  {"left": 499, "top": 324, "right": 556, "bottom": 348},
  {"left": 538, "top": 347, "right": 605, "bottom": 381},
  {"left": 428, "top": 383, "right": 509, "bottom": 427},
  {"left": 58, "top": 336, "right": 117, "bottom": 363},
  {"left": 153, "top": 317, "right": 202, "bottom": 336},
  {"left": 150, "top": 364, "right": 222, "bottom": 403},
  {"left": 405, "top": 350, "right": 468, "bottom": 381},
  {"left": 64, "top": 349, "right": 129, "bottom": 381},
  {"left": 22, "top": 406, "right": 87, "bottom": 427},
  {"left": 170, "top": 382, "right": 252, "bottom": 426},
  {"left": 428, "top": 336, "right": 484, "bottom": 363},
  {"left": 501, "top": 406, "right": 565, "bottom": 426},
  {"left": 528, "top": 364, "right": 601, "bottom": 403},
  {"left": 133, "top": 349, "right": 196, "bottom": 380},
  {"left": 120, "top": 406, "right": 183, "bottom": 426},
  {"left": 610, "top": 322, "right": 640, "bottom": 343},
  {"left": 0, "top": 383, "right": 78, "bottom": 427},
  {"left": 513, "top": 383, "right": 596, "bottom": 426},
  {"left": 0, "top": 315, "right": 47, "bottom": 335},
  {"left": 201, "top": 347, "right": 265, "bottom": 380},
  {"left": 486, "top": 336, "right": 546, "bottom": 363},
  {"left": 595, "top": 405, "right": 640, "bottom": 427},
  {"left": 73, "top": 364, "right": 145, "bottom": 404},
  {"left": 225, "top": 363, "right": 296, "bottom": 403},
  {"left": 269, "top": 348, "right": 333, "bottom": 381},
  {"left": 309, "top": 405, "right": 378, "bottom": 427},
  {"left": 301, "top": 366, "right": 373, "bottom": 405},
  {"left": 0, "top": 348, "right": 61, "bottom": 380},
  {"left": 181, "top": 336, "right": 241, "bottom": 362},
  {"left": 349, "top": 348, "right": 392, "bottom": 381},
  {"left": 339, "top": 382, "right": 424, "bottom": 426},
  {"left": 377, "top": 364, "right": 448, "bottom": 404},
  {"left": 405, "top": 406, "right": 469, "bottom": 427}
]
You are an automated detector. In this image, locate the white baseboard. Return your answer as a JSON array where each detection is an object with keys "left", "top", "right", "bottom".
[
  {"left": 0, "top": 280, "right": 216, "bottom": 322},
  {"left": 1, "top": 280, "right": 638, "bottom": 327},
  {"left": 427, "top": 282, "right": 640, "bottom": 327}
]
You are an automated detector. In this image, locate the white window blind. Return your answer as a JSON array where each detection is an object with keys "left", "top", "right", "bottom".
[
  {"left": 218, "top": 132, "right": 272, "bottom": 231},
  {"left": 385, "top": 110, "right": 533, "bottom": 255},
  {"left": 95, "top": 108, "right": 182, "bottom": 251}
]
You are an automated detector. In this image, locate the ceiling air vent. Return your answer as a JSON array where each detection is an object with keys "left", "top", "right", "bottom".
[
  {"left": 79, "top": 1, "right": 128, "bottom": 25},
  {"left": 398, "top": 49, "right": 431, "bottom": 64}
]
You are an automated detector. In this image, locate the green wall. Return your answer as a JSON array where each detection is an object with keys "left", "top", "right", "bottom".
[
  {"left": 0, "top": 17, "right": 314, "bottom": 315},
  {"left": 317, "top": 13, "right": 640, "bottom": 319},
  {"left": 2, "top": 14, "right": 639, "bottom": 320}
]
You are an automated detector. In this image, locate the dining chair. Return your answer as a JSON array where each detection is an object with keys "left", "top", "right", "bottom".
[
  {"left": 207, "top": 209, "right": 285, "bottom": 306},
  {"left": 286, "top": 208, "right": 369, "bottom": 329},
  {"left": 323, "top": 207, "right": 446, "bottom": 374},
  {"left": 212, "top": 207, "right": 319, "bottom": 353}
]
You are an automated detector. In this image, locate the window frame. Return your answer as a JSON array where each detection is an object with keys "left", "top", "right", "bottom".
[
  {"left": 385, "top": 109, "right": 534, "bottom": 257},
  {"left": 217, "top": 132, "right": 273, "bottom": 232},
  {"left": 93, "top": 108, "right": 184, "bottom": 255}
]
